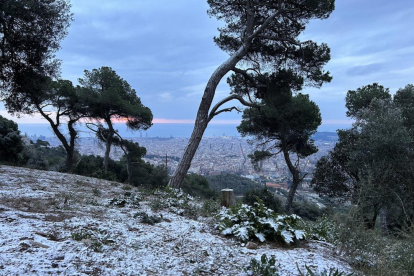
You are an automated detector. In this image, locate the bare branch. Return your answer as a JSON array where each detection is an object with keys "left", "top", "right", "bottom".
[{"left": 207, "top": 94, "right": 261, "bottom": 123}]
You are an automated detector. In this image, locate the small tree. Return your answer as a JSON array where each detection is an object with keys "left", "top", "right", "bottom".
[
  {"left": 238, "top": 87, "right": 321, "bottom": 212},
  {"left": 169, "top": 0, "right": 334, "bottom": 188},
  {"left": 95, "top": 127, "right": 147, "bottom": 185},
  {"left": 79, "top": 67, "right": 153, "bottom": 172},
  {"left": 0, "top": 115, "right": 25, "bottom": 163},
  {"left": 33, "top": 79, "right": 87, "bottom": 171}
]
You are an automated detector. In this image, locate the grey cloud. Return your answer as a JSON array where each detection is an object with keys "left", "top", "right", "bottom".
[{"left": 346, "top": 63, "right": 383, "bottom": 76}]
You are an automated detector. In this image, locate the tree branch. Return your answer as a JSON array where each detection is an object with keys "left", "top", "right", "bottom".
[{"left": 207, "top": 94, "right": 261, "bottom": 123}]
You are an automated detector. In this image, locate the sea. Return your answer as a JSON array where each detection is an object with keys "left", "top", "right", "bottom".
[{"left": 18, "top": 123, "right": 349, "bottom": 139}]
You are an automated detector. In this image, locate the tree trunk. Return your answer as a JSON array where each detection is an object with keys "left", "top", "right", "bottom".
[
  {"left": 168, "top": 46, "right": 249, "bottom": 188},
  {"left": 282, "top": 147, "right": 301, "bottom": 212},
  {"left": 36, "top": 106, "right": 77, "bottom": 172},
  {"left": 103, "top": 119, "right": 115, "bottom": 172},
  {"left": 126, "top": 154, "right": 132, "bottom": 185}
]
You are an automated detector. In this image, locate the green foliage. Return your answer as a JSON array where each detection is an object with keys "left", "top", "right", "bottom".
[
  {"left": 0, "top": 0, "right": 72, "bottom": 114},
  {"left": 302, "top": 213, "right": 414, "bottom": 276},
  {"left": 73, "top": 155, "right": 122, "bottom": 180},
  {"left": 238, "top": 88, "right": 322, "bottom": 212},
  {"left": 24, "top": 144, "right": 68, "bottom": 171},
  {"left": 243, "top": 188, "right": 282, "bottom": 213},
  {"left": 200, "top": 199, "right": 221, "bottom": 217},
  {"left": 302, "top": 215, "right": 339, "bottom": 243},
  {"left": 248, "top": 254, "right": 279, "bottom": 276},
  {"left": 206, "top": 174, "right": 262, "bottom": 195},
  {"left": 0, "top": 115, "right": 25, "bottom": 163},
  {"left": 208, "top": 0, "right": 334, "bottom": 88},
  {"left": 71, "top": 228, "right": 116, "bottom": 253},
  {"left": 292, "top": 200, "right": 323, "bottom": 221},
  {"left": 134, "top": 212, "right": 162, "bottom": 225},
  {"left": 79, "top": 67, "right": 153, "bottom": 131},
  {"left": 345, "top": 83, "right": 391, "bottom": 118},
  {"left": 109, "top": 192, "right": 140, "bottom": 208},
  {"left": 312, "top": 83, "right": 414, "bottom": 231},
  {"left": 297, "top": 264, "right": 353, "bottom": 276},
  {"left": 216, "top": 201, "right": 306, "bottom": 244},
  {"left": 182, "top": 174, "right": 217, "bottom": 199}
]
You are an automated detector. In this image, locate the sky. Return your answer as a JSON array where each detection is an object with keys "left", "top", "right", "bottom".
[{"left": 2, "top": 0, "right": 414, "bottom": 134}]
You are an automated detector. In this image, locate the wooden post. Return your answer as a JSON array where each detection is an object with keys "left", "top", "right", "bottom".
[{"left": 221, "top": 189, "right": 235, "bottom": 208}]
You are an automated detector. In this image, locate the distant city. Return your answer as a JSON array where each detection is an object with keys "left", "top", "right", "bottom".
[{"left": 25, "top": 126, "right": 338, "bottom": 189}]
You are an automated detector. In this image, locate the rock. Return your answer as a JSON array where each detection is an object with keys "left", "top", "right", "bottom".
[
  {"left": 30, "top": 241, "right": 50, "bottom": 249},
  {"left": 246, "top": 241, "right": 258, "bottom": 249}
]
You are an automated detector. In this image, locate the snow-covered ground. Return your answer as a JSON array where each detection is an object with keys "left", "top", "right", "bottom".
[{"left": 0, "top": 165, "right": 352, "bottom": 275}]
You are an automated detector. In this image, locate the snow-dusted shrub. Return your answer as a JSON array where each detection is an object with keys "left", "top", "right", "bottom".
[
  {"left": 164, "top": 187, "right": 194, "bottom": 207},
  {"left": 216, "top": 201, "right": 307, "bottom": 244},
  {"left": 71, "top": 228, "right": 116, "bottom": 252},
  {"left": 247, "top": 254, "right": 279, "bottom": 276},
  {"left": 302, "top": 215, "right": 339, "bottom": 242},
  {"left": 108, "top": 192, "right": 140, "bottom": 208},
  {"left": 134, "top": 211, "right": 162, "bottom": 225},
  {"left": 297, "top": 264, "right": 353, "bottom": 276}
]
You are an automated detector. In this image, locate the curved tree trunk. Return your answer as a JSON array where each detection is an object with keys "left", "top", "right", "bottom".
[
  {"left": 168, "top": 47, "right": 249, "bottom": 188},
  {"left": 103, "top": 119, "right": 115, "bottom": 172},
  {"left": 36, "top": 105, "right": 77, "bottom": 172}
]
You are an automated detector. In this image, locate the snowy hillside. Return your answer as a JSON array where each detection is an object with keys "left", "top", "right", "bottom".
[{"left": 0, "top": 165, "right": 352, "bottom": 275}]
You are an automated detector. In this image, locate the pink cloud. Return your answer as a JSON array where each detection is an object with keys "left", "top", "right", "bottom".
[{"left": 152, "top": 118, "right": 241, "bottom": 125}]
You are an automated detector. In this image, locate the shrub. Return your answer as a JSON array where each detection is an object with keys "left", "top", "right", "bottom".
[
  {"left": 301, "top": 215, "right": 339, "bottom": 243},
  {"left": 182, "top": 174, "right": 217, "bottom": 199},
  {"left": 247, "top": 254, "right": 279, "bottom": 276},
  {"left": 297, "top": 264, "right": 353, "bottom": 276},
  {"left": 292, "top": 200, "right": 323, "bottom": 221},
  {"left": 216, "top": 201, "right": 306, "bottom": 244},
  {"left": 243, "top": 188, "right": 283, "bottom": 213},
  {"left": 71, "top": 228, "right": 116, "bottom": 253},
  {"left": 108, "top": 192, "right": 140, "bottom": 208},
  {"left": 134, "top": 212, "right": 162, "bottom": 225}
]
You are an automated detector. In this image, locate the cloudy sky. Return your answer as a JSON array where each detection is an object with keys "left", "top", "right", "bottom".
[{"left": 3, "top": 0, "right": 414, "bottom": 132}]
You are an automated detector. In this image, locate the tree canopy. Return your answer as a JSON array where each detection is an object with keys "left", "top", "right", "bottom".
[
  {"left": 238, "top": 85, "right": 321, "bottom": 212},
  {"left": 0, "top": 0, "right": 72, "bottom": 114},
  {"left": 79, "top": 66, "right": 153, "bottom": 171},
  {"left": 312, "top": 83, "right": 414, "bottom": 232}
]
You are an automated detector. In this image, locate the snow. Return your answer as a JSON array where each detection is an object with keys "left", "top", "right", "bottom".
[{"left": 0, "top": 165, "right": 353, "bottom": 275}]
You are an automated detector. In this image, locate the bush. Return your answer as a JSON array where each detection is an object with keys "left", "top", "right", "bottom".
[
  {"left": 108, "top": 192, "right": 140, "bottom": 208},
  {"left": 182, "top": 174, "right": 217, "bottom": 199},
  {"left": 243, "top": 188, "right": 282, "bottom": 213},
  {"left": 247, "top": 254, "right": 279, "bottom": 276},
  {"left": 292, "top": 200, "right": 323, "bottom": 221},
  {"left": 297, "top": 264, "right": 353, "bottom": 276},
  {"left": 134, "top": 212, "right": 162, "bottom": 225},
  {"left": 304, "top": 212, "right": 414, "bottom": 276},
  {"left": 216, "top": 201, "right": 306, "bottom": 244}
]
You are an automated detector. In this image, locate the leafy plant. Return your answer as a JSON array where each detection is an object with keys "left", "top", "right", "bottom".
[
  {"left": 108, "top": 192, "right": 140, "bottom": 208},
  {"left": 216, "top": 201, "right": 306, "bottom": 244},
  {"left": 71, "top": 228, "right": 116, "bottom": 253},
  {"left": 302, "top": 215, "right": 339, "bottom": 242},
  {"left": 134, "top": 212, "right": 162, "bottom": 225},
  {"left": 297, "top": 264, "right": 353, "bottom": 276},
  {"left": 247, "top": 254, "right": 279, "bottom": 276}
]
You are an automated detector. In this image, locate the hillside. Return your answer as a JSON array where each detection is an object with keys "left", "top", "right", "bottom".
[{"left": 0, "top": 165, "right": 352, "bottom": 275}]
